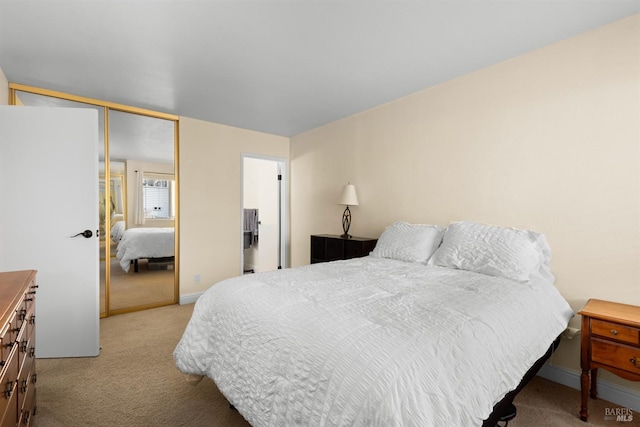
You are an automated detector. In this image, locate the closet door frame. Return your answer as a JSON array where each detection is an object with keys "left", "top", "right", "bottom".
[{"left": 9, "top": 82, "right": 180, "bottom": 318}]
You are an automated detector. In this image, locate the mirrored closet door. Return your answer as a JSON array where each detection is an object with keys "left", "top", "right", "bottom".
[
  {"left": 107, "top": 110, "right": 177, "bottom": 313},
  {"left": 11, "top": 85, "right": 179, "bottom": 318}
]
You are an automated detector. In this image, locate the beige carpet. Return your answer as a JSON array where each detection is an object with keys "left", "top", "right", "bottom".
[{"left": 33, "top": 304, "right": 638, "bottom": 427}]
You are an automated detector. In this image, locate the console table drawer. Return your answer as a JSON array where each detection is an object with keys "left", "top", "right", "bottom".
[{"left": 592, "top": 319, "right": 639, "bottom": 345}]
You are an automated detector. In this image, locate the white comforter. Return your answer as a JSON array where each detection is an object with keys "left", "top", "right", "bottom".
[
  {"left": 174, "top": 257, "right": 573, "bottom": 427},
  {"left": 116, "top": 227, "right": 174, "bottom": 272},
  {"left": 110, "top": 220, "right": 126, "bottom": 243}
]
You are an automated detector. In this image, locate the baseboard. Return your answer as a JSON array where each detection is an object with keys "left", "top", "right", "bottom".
[
  {"left": 538, "top": 363, "right": 640, "bottom": 411},
  {"left": 179, "top": 292, "right": 202, "bottom": 305}
]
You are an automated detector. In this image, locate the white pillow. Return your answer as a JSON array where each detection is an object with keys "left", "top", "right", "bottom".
[
  {"left": 370, "top": 222, "right": 445, "bottom": 263},
  {"left": 429, "top": 221, "right": 544, "bottom": 282}
]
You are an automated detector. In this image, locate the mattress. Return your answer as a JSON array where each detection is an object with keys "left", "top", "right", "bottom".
[
  {"left": 115, "top": 227, "right": 174, "bottom": 272},
  {"left": 174, "top": 256, "right": 573, "bottom": 426}
]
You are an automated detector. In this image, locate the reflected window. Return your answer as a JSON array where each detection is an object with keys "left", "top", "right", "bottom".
[{"left": 143, "top": 174, "right": 175, "bottom": 219}]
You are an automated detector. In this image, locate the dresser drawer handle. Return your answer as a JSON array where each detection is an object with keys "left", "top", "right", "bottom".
[
  {"left": 4, "top": 381, "right": 13, "bottom": 399},
  {"left": 610, "top": 329, "right": 618, "bottom": 336},
  {"left": 631, "top": 357, "right": 639, "bottom": 368}
]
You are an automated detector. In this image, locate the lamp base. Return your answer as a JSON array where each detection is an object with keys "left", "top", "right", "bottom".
[
  {"left": 341, "top": 206, "right": 352, "bottom": 239},
  {"left": 340, "top": 233, "right": 352, "bottom": 239}
]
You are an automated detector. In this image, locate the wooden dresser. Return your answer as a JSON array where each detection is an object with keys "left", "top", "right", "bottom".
[
  {"left": 579, "top": 299, "right": 640, "bottom": 422},
  {"left": 0, "top": 270, "right": 37, "bottom": 427}
]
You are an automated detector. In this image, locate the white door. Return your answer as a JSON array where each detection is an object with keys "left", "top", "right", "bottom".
[{"left": 0, "top": 106, "right": 100, "bottom": 358}]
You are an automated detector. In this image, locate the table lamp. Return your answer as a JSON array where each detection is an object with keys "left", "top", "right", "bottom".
[{"left": 338, "top": 183, "right": 359, "bottom": 238}]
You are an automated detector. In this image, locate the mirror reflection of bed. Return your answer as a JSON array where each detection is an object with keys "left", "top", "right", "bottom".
[
  {"left": 98, "top": 109, "right": 178, "bottom": 316},
  {"left": 107, "top": 218, "right": 175, "bottom": 311},
  {"left": 104, "top": 160, "right": 176, "bottom": 312}
]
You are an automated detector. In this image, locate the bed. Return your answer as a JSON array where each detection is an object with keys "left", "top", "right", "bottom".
[
  {"left": 110, "top": 219, "right": 126, "bottom": 243},
  {"left": 116, "top": 227, "right": 175, "bottom": 273},
  {"left": 174, "top": 221, "right": 573, "bottom": 426}
]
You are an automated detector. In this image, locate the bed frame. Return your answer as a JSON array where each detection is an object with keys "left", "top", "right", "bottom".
[
  {"left": 131, "top": 256, "right": 175, "bottom": 273},
  {"left": 482, "top": 335, "right": 561, "bottom": 426}
]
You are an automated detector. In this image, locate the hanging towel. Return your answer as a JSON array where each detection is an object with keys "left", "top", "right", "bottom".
[{"left": 244, "top": 209, "right": 259, "bottom": 244}]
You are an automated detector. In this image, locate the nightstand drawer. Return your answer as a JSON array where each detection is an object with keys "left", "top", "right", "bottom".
[
  {"left": 592, "top": 338, "right": 640, "bottom": 374},
  {"left": 591, "top": 319, "right": 639, "bottom": 345}
]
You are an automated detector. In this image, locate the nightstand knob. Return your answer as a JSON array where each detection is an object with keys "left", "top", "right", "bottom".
[
  {"left": 631, "top": 357, "right": 639, "bottom": 368},
  {"left": 610, "top": 329, "right": 618, "bottom": 336}
]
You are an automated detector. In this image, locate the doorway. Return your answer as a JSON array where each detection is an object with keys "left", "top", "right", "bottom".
[{"left": 241, "top": 155, "right": 288, "bottom": 273}]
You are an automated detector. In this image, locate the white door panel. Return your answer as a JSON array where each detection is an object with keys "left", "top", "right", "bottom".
[{"left": 0, "top": 106, "right": 100, "bottom": 358}]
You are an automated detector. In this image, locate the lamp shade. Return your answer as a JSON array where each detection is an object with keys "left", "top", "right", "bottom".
[{"left": 338, "top": 183, "right": 359, "bottom": 206}]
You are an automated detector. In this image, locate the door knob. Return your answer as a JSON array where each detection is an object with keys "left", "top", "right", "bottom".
[{"left": 71, "top": 230, "right": 93, "bottom": 238}]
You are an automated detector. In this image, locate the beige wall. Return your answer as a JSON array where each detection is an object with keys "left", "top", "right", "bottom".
[
  {"left": 179, "top": 117, "right": 289, "bottom": 297},
  {"left": 290, "top": 15, "right": 640, "bottom": 387},
  {"left": 0, "top": 67, "right": 8, "bottom": 105}
]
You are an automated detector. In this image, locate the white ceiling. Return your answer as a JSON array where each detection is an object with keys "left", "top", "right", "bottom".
[{"left": 1, "top": 1, "right": 639, "bottom": 137}]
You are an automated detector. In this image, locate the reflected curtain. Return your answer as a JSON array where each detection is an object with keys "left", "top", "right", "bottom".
[{"left": 133, "top": 170, "right": 145, "bottom": 225}]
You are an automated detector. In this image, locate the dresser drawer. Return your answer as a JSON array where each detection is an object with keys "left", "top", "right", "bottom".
[
  {"left": 0, "top": 271, "right": 37, "bottom": 427},
  {"left": 0, "top": 388, "right": 16, "bottom": 427},
  {"left": 18, "top": 384, "right": 35, "bottom": 427},
  {"left": 0, "top": 325, "right": 9, "bottom": 370},
  {"left": 0, "top": 346, "right": 19, "bottom": 427},
  {"left": 5, "top": 313, "right": 18, "bottom": 351},
  {"left": 17, "top": 368, "right": 34, "bottom": 418},
  {"left": 0, "top": 314, "right": 18, "bottom": 370},
  {"left": 592, "top": 338, "right": 640, "bottom": 374},
  {"left": 592, "top": 319, "right": 639, "bottom": 345}
]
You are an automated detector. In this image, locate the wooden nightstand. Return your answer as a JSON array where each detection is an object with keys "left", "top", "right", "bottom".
[
  {"left": 310, "top": 234, "right": 377, "bottom": 264},
  {"left": 578, "top": 299, "right": 640, "bottom": 422}
]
